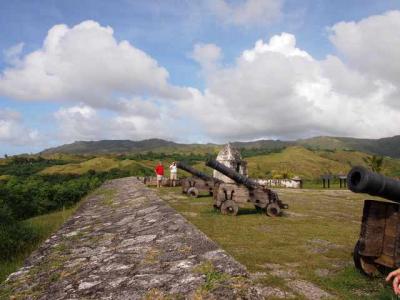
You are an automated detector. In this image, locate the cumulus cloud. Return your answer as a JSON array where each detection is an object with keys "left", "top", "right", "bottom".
[
  {"left": 53, "top": 103, "right": 178, "bottom": 143},
  {"left": 0, "top": 20, "right": 189, "bottom": 109},
  {"left": 208, "top": 0, "right": 283, "bottom": 26},
  {"left": 330, "top": 11, "right": 400, "bottom": 81},
  {"left": 0, "top": 109, "right": 39, "bottom": 146},
  {"left": 329, "top": 10, "right": 400, "bottom": 108},
  {"left": 0, "top": 20, "right": 197, "bottom": 146},
  {"left": 242, "top": 33, "right": 311, "bottom": 61},
  {"left": 3, "top": 11, "right": 400, "bottom": 148},
  {"left": 185, "top": 30, "right": 400, "bottom": 140},
  {"left": 190, "top": 43, "right": 222, "bottom": 73}
]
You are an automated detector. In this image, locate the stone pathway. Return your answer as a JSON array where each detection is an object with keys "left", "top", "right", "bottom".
[{"left": 1, "top": 178, "right": 265, "bottom": 299}]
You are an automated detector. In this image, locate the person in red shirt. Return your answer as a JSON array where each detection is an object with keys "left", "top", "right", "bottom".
[{"left": 155, "top": 161, "right": 164, "bottom": 188}]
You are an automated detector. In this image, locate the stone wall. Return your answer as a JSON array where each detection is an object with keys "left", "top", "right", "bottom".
[
  {"left": 256, "top": 179, "right": 302, "bottom": 189},
  {"left": 0, "top": 177, "right": 265, "bottom": 299}
]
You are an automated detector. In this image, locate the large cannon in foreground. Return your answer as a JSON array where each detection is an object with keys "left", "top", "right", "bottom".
[
  {"left": 205, "top": 158, "right": 288, "bottom": 216},
  {"left": 176, "top": 161, "right": 220, "bottom": 198},
  {"left": 348, "top": 166, "right": 400, "bottom": 276}
]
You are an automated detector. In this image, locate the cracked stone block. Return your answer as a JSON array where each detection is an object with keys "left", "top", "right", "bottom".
[{"left": 78, "top": 281, "right": 101, "bottom": 290}]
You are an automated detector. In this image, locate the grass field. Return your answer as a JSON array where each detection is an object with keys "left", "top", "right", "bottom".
[
  {"left": 0, "top": 206, "right": 78, "bottom": 283},
  {"left": 157, "top": 187, "right": 395, "bottom": 299},
  {"left": 39, "top": 157, "right": 143, "bottom": 175}
]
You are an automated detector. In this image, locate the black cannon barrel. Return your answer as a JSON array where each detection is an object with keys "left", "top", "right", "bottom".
[
  {"left": 347, "top": 166, "right": 400, "bottom": 202},
  {"left": 176, "top": 161, "right": 214, "bottom": 182},
  {"left": 205, "top": 158, "right": 258, "bottom": 189}
]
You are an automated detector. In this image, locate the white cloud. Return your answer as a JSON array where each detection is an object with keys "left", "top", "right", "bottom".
[
  {"left": 329, "top": 10, "right": 400, "bottom": 107},
  {"left": 190, "top": 43, "right": 222, "bottom": 72},
  {"left": 185, "top": 30, "right": 400, "bottom": 141},
  {"left": 320, "top": 55, "right": 376, "bottom": 98},
  {"left": 330, "top": 11, "right": 400, "bottom": 81},
  {"left": 208, "top": 0, "right": 283, "bottom": 26},
  {"left": 0, "top": 20, "right": 198, "bottom": 146},
  {"left": 0, "top": 109, "right": 39, "bottom": 146},
  {"left": 242, "top": 33, "right": 311, "bottom": 62},
  {"left": 0, "top": 20, "right": 189, "bottom": 109},
  {"left": 3, "top": 11, "right": 400, "bottom": 149},
  {"left": 53, "top": 103, "right": 178, "bottom": 143}
]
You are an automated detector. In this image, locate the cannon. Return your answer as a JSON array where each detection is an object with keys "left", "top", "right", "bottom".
[
  {"left": 348, "top": 166, "right": 400, "bottom": 276},
  {"left": 205, "top": 158, "right": 288, "bottom": 216},
  {"left": 176, "top": 161, "right": 220, "bottom": 198}
]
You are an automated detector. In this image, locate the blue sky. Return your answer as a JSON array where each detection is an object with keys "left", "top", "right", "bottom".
[{"left": 1, "top": 0, "right": 400, "bottom": 154}]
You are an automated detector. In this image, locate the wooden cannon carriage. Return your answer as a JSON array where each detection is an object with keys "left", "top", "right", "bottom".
[
  {"left": 176, "top": 161, "right": 221, "bottom": 198},
  {"left": 205, "top": 158, "right": 288, "bottom": 217},
  {"left": 348, "top": 166, "right": 400, "bottom": 276}
]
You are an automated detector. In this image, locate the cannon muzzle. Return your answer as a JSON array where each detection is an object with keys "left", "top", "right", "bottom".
[
  {"left": 347, "top": 166, "right": 400, "bottom": 202},
  {"left": 176, "top": 161, "right": 215, "bottom": 182},
  {"left": 205, "top": 158, "right": 258, "bottom": 189}
]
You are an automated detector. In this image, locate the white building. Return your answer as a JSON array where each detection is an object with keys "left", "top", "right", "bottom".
[{"left": 213, "top": 143, "right": 248, "bottom": 183}]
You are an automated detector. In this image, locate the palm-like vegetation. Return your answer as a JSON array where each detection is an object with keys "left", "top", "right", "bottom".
[{"left": 362, "top": 155, "right": 384, "bottom": 173}]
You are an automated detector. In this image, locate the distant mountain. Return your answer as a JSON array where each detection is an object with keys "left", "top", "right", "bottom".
[
  {"left": 41, "top": 139, "right": 181, "bottom": 155},
  {"left": 40, "top": 138, "right": 288, "bottom": 155},
  {"left": 40, "top": 135, "right": 400, "bottom": 158},
  {"left": 231, "top": 139, "right": 293, "bottom": 149},
  {"left": 298, "top": 135, "right": 400, "bottom": 158}
]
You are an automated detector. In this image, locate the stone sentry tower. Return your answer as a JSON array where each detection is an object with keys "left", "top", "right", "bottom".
[{"left": 213, "top": 143, "right": 248, "bottom": 183}]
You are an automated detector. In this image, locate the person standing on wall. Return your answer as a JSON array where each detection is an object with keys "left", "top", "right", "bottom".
[
  {"left": 155, "top": 161, "right": 164, "bottom": 188},
  {"left": 169, "top": 161, "right": 178, "bottom": 187}
]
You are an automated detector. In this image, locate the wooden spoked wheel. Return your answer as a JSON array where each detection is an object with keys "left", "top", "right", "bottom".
[
  {"left": 187, "top": 187, "right": 199, "bottom": 198},
  {"left": 265, "top": 203, "right": 281, "bottom": 217},
  {"left": 353, "top": 241, "right": 379, "bottom": 277},
  {"left": 221, "top": 200, "right": 239, "bottom": 216}
]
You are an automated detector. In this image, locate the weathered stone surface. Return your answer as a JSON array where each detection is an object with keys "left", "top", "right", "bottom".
[
  {"left": 0, "top": 177, "right": 260, "bottom": 299},
  {"left": 286, "top": 280, "right": 333, "bottom": 300}
]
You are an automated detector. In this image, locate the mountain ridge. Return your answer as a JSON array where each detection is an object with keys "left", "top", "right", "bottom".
[{"left": 40, "top": 135, "right": 400, "bottom": 158}]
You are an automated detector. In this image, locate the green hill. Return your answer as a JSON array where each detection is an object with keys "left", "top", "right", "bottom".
[
  {"left": 246, "top": 147, "right": 347, "bottom": 179},
  {"left": 41, "top": 139, "right": 179, "bottom": 155},
  {"left": 40, "top": 157, "right": 152, "bottom": 175},
  {"left": 4, "top": 145, "right": 400, "bottom": 180},
  {"left": 191, "top": 146, "right": 400, "bottom": 179},
  {"left": 40, "top": 139, "right": 291, "bottom": 156},
  {"left": 39, "top": 135, "right": 400, "bottom": 158},
  {"left": 299, "top": 135, "right": 400, "bottom": 158},
  {"left": 245, "top": 147, "right": 400, "bottom": 179}
]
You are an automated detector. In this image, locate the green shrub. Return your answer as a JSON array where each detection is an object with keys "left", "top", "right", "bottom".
[{"left": 0, "top": 202, "right": 37, "bottom": 261}]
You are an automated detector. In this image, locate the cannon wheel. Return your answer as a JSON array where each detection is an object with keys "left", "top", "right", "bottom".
[
  {"left": 221, "top": 200, "right": 239, "bottom": 216},
  {"left": 266, "top": 203, "right": 281, "bottom": 217},
  {"left": 353, "top": 241, "right": 379, "bottom": 277},
  {"left": 187, "top": 187, "right": 199, "bottom": 198}
]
